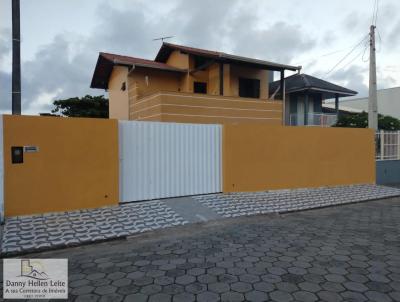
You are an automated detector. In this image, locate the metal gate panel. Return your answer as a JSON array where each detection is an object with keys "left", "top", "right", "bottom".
[{"left": 119, "top": 121, "right": 221, "bottom": 202}]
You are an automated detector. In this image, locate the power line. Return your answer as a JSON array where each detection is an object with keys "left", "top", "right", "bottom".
[
  {"left": 296, "top": 48, "right": 347, "bottom": 66},
  {"left": 362, "top": 40, "right": 370, "bottom": 62},
  {"left": 371, "top": 0, "right": 378, "bottom": 25},
  {"left": 376, "top": 27, "right": 382, "bottom": 52},
  {"left": 370, "top": 0, "right": 376, "bottom": 25},
  {"left": 297, "top": 44, "right": 368, "bottom": 67},
  {"left": 324, "top": 34, "right": 369, "bottom": 76},
  {"left": 340, "top": 43, "right": 368, "bottom": 70},
  {"left": 320, "top": 48, "right": 350, "bottom": 58},
  {"left": 374, "top": 0, "right": 379, "bottom": 26}
]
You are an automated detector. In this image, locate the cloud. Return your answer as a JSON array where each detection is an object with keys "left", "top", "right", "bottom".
[
  {"left": 341, "top": 1, "right": 400, "bottom": 45},
  {"left": 0, "top": 28, "right": 11, "bottom": 60},
  {"left": 19, "top": 35, "right": 103, "bottom": 114},
  {"left": 0, "top": 71, "right": 11, "bottom": 111},
  {"left": 321, "top": 30, "right": 338, "bottom": 48},
  {"left": 320, "top": 63, "right": 399, "bottom": 100},
  {"left": 326, "top": 65, "right": 369, "bottom": 97},
  {"left": 342, "top": 11, "right": 365, "bottom": 33},
  {"left": 0, "top": 28, "right": 12, "bottom": 112},
  {"left": 215, "top": 2, "right": 316, "bottom": 64},
  {"left": 377, "top": 67, "right": 399, "bottom": 90},
  {"left": 168, "top": 0, "right": 237, "bottom": 49},
  {"left": 87, "top": 2, "right": 160, "bottom": 58},
  {"left": 388, "top": 20, "right": 400, "bottom": 47},
  {"left": 1, "top": 0, "right": 398, "bottom": 114},
  {"left": 2, "top": 0, "right": 318, "bottom": 114}
]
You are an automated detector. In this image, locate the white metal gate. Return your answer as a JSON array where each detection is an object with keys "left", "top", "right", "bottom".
[{"left": 119, "top": 121, "right": 222, "bottom": 202}]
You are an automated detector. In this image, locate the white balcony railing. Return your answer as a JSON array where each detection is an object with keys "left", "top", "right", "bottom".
[{"left": 289, "top": 113, "right": 337, "bottom": 127}]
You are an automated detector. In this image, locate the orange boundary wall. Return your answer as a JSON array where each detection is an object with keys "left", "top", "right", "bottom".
[
  {"left": 3, "top": 115, "right": 119, "bottom": 217},
  {"left": 223, "top": 124, "right": 376, "bottom": 192}
]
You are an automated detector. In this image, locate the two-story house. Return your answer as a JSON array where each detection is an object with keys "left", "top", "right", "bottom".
[{"left": 91, "top": 42, "right": 300, "bottom": 124}]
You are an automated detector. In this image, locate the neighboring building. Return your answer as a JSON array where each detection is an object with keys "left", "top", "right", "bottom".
[
  {"left": 324, "top": 86, "right": 400, "bottom": 119},
  {"left": 269, "top": 73, "right": 357, "bottom": 126},
  {"left": 91, "top": 42, "right": 300, "bottom": 124},
  {"left": 321, "top": 104, "right": 362, "bottom": 115}
]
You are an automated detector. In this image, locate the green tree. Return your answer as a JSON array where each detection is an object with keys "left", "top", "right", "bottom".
[
  {"left": 334, "top": 111, "right": 400, "bottom": 131},
  {"left": 51, "top": 95, "right": 108, "bottom": 118}
]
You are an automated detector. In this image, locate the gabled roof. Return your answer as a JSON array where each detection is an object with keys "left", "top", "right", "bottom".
[
  {"left": 90, "top": 52, "right": 186, "bottom": 89},
  {"left": 91, "top": 43, "right": 301, "bottom": 89},
  {"left": 269, "top": 73, "right": 358, "bottom": 99},
  {"left": 155, "top": 42, "right": 300, "bottom": 72}
]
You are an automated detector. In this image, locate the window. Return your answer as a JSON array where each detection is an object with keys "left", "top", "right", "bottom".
[
  {"left": 120, "top": 82, "right": 126, "bottom": 91},
  {"left": 194, "top": 82, "right": 207, "bottom": 94},
  {"left": 239, "top": 78, "right": 260, "bottom": 98},
  {"left": 194, "top": 56, "right": 208, "bottom": 69}
]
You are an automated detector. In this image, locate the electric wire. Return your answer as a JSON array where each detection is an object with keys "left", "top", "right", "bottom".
[
  {"left": 324, "top": 34, "right": 369, "bottom": 76},
  {"left": 322, "top": 0, "right": 379, "bottom": 77}
]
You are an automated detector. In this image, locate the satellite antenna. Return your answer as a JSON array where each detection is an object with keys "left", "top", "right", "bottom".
[{"left": 153, "top": 36, "right": 174, "bottom": 42}]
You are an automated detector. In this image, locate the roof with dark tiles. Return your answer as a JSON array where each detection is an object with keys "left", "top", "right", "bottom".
[
  {"left": 90, "top": 52, "right": 186, "bottom": 89},
  {"left": 155, "top": 42, "right": 299, "bottom": 71},
  {"left": 91, "top": 42, "right": 300, "bottom": 89},
  {"left": 269, "top": 73, "right": 357, "bottom": 99}
]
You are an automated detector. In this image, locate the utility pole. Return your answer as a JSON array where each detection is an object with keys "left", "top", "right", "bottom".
[
  {"left": 12, "top": 0, "right": 21, "bottom": 115},
  {"left": 368, "top": 25, "right": 377, "bottom": 130}
]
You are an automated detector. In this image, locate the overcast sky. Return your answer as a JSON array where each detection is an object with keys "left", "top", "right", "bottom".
[{"left": 1, "top": 0, "right": 399, "bottom": 115}]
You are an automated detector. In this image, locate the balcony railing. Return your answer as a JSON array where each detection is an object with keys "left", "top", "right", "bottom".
[{"left": 289, "top": 113, "right": 337, "bottom": 127}]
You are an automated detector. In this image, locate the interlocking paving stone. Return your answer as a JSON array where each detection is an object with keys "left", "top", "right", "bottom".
[
  {"left": 293, "top": 290, "right": 318, "bottom": 302},
  {"left": 75, "top": 294, "right": 100, "bottom": 302},
  {"left": 341, "top": 291, "right": 367, "bottom": 302},
  {"left": 197, "top": 291, "right": 219, "bottom": 302},
  {"left": 99, "top": 293, "right": 123, "bottom": 302},
  {"left": 245, "top": 290, "right": 269, "bottom": 302},
  {"left": 1, "top": 200, "right": 188, "bottom": 255},
  {"left": 269, "top": 290, "right": 294, "bottom": 302},
  {"left": 124, "top": 293, "right": 147, "bottom": 302},
  {"left": 221, "top": 291, "right": 245, "bottom": 301},
  {"left": 4, "top": 184, "right": 400, "bottom": 256},
  {"left": 2, "top": 197, "right": 400, "bottom": 301},
  {"left": 172, "top": 292, "right": 195, "bottom": 302},
  {"left": 194, "top": 184, "right": 400, "bottom": 218}
]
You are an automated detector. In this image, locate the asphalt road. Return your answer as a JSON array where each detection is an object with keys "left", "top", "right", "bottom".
[{"left": 2, "top": 197, "right": 400, "bottom": 302}]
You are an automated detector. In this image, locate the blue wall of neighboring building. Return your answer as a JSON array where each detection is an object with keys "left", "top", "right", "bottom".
[{"left": 376, "top": 160, "right": 400, "bottom": 185}]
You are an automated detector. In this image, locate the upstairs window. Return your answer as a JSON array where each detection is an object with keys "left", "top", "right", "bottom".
[
  {"left": 194, "top": 82, "right": 207, "bottom": 94},
  {"left": 194, "top": 56, "right": 208, "bottom": 69},
  {"left": 239, "top": 78, "right": 260, "bottom": 98}
]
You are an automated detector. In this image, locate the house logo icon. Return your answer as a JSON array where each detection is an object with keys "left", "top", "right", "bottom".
[{"left": 19, "top": 259, "right": 49, "bottom": 280}]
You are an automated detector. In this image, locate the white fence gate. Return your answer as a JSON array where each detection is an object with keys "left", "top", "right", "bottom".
[
  {"left": 119, "top": 121, "right": 222, "bottom": 203},
  {"left": 376, "top": 130, "right": 400, "bottom": 160}
]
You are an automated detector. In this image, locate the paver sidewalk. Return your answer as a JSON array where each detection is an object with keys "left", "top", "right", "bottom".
[
  {"left": 1, "top": 201, "right": 188, "bottom": 255},
  {"left": 194, "top": 184, "right": 400, "bottom": 217},
  {"left": 2, "top": 184, "right": 400, "bottom": 256}
]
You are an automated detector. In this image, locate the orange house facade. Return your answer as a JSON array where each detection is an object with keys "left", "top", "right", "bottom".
[{"left": 91, "top": 43, "right": 300, "bottom": 124}]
